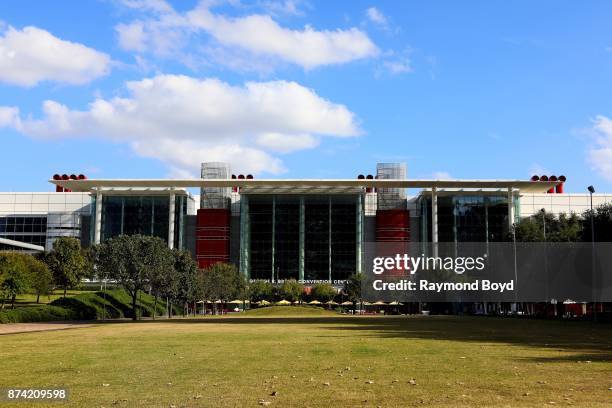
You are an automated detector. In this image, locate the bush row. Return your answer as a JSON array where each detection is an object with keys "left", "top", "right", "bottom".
[{"left": 0, "top": 305, "right": 80, "bottom": 323}]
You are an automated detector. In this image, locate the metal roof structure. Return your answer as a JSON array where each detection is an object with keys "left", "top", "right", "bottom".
[
  {"left": 0, "top": 237, "right": 45, "bottom": 252},
  {"left": 49, "top": 178, "right": 559, "bottom": 193}
]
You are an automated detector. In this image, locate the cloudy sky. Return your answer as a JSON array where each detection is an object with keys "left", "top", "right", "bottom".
[{"left": 1, "top": 0, "right": 611, "bottom": 192}]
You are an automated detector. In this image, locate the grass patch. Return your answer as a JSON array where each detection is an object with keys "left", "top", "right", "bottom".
[
  {"left": 1, "top": 316, "right": 610, "bottom": 407},
  {"left": 50, "top": 289, "right": 181, "bottom": 320},
  {"left": 1, "top": 289, "right": 182, "bottom": 323},
  {"left": 243, "top": 305, "right": 339, "bottom": 316},
  {"left": 12, "top": 290, "right": 90, "bottom": 307}
]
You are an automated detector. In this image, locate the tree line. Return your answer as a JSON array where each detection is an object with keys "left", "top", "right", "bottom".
[
  {"left": 1, "top": 234, "right": 364, "bottom": 319},
  {"left": 512, "top": 203, "right": 612, "bottom": 242}
]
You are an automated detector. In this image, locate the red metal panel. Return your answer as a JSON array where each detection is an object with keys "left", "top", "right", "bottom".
[
  {"left": 376, "top": 210, "right": 410, "bottom": 277},
  {"left": 196, "top": 209, "right": 230, "bottom": 269},
  {"left": 376, "top": 210, "right": 410, "bottom": 242}
]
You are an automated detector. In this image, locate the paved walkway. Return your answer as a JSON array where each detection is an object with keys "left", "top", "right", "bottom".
[{"left": 0, "top": 321, "right": 95, "bottom": 335}]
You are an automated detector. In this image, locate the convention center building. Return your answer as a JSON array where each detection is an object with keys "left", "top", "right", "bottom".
[{"left": 1, "top": 162, "right": 610, "bottom": 283}]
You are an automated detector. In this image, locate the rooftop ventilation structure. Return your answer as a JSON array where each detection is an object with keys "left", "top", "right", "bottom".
[
  {"left": 376, "top": 163, "right": 407, "bottom": 210},
  {"left": 200, "top": 162, "right": 231, "bottom": 209}
]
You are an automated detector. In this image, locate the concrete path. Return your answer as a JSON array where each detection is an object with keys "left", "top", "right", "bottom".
[{"left": 0, "top": 321, "right": 94, "bottom": 335}]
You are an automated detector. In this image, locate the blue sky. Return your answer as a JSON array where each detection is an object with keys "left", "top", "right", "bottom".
[{"left": 1, "top": 0, "right": 611, "bottom": 193}]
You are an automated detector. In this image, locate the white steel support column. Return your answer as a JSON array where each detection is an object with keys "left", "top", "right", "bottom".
[
  {"left": 507, "top": 187, "right": 515, "bottom": 231},
  {"left": 168, "top": 191, "right": 176, "bottom": 249},
  {"left": 431, "top": 187, "right": 438, "bottom": 258},
  {"left": 94, "top": 189, "right": 102, "bottom": 244}
]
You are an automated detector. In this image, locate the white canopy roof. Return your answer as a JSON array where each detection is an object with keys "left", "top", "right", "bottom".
[{"left": 50, "top": 178, "right": 558, "bottom": 193}]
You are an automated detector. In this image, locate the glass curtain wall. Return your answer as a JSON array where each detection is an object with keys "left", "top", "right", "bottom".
[
  {"left": 275, "top": 198, "right": 300, "bottom": 280},
  {"left": 421, "top": 195, "right": 510, "bottom": 244},
  {"left": 100, "top": 195, "right": 186, "bottom": 248},
  {"left": 246, "top": 194, "right": 358, "bottom": 282}
]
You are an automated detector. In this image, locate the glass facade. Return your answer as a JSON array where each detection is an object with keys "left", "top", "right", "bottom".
[
  {"left": 99, "top": 195, "right": 187, "bottom": 248},
  {"left": 0, "top": 216, "right": 47, "bottom": 247},
  {"left": 421, "top": 195, "right": 513, "bottom": 244},
  {"left": 244, "top": 194, "right": 360, "bottom": 282}
]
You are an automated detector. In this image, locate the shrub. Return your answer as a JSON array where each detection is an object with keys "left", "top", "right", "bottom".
[
  {"left": 311, "top": 283, "right": 337, "bottom": 303},
  {"left": 278, "top": 280, "right": 304, "bottom": 302},
  {"left": 0, "top": 305, "right": 79, "bottom": 324}
]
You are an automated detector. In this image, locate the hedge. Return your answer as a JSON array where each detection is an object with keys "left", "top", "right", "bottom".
[{"left": 0, "top": 305, "right": 80, "bottom": 324}]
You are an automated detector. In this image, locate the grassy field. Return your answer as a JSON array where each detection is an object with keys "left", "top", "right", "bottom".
[
  {"left": 1, "top": 313, "right": 611, "bottom": 407},
  {"left": 11, "top": 290, "right": 89, "bottom": 307},
  {"left": 243, "top": 305, "right": 339, "bottom": 316}
]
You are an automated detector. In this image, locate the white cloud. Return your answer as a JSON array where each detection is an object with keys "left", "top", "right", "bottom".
[
  {"left": 365, "top": 7, "right": 388, "bottom": 27},
  {"left": 116, "top": 21, "right": 147, "bottom": 52},
  {"left": 117, "top": 0, "right": 174, "bottom": 13},
  {"left": 383, "top": 59, "right": 412, "bottom": 74},
  {"left": 0, "top": 106, "right": 18, "bottom": 127},
  {"left": 1, "top": 74, "right": 360, "bottom": 175},
  {"left": 256, "top": 132, "right": 318, "bottom": 153},
  {"left": 258, "top": 0, "right": 308, "bottom": 17},
  {"left": 430, "top": 171, "right": 452, "bottom": 180},
  {"left": 587, "top": 115, "right": 612, "bottom": 181},
  {"left": 115, "top": 1, "right": 379, "bottom": 70},
  {"left": 0, "top": 26, "right": 110, "bottom": 86}
]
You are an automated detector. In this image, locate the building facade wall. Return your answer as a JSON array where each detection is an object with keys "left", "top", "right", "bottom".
[
  {"left": 0, "top": 192, "right": 90, "bottom": 251},
  {"left": 519, "top": 193, "right": 612, "bottom": 218}
]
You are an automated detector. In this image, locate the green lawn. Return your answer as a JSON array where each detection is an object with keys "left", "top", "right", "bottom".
[
  {"left": 1, "top": 314, "right": 611, "bottom": 407},
  {"left": 243, "top": 305, "right": 339, "bottom": 316},
  {"left": 12, "top": 290, "right": 89, "bottom": 307}
]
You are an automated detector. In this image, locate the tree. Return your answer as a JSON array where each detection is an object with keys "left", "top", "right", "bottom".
[
  {"left": 96, "top": 235, "right": 174, "bottom": 320},
  {"left": 582, "top": 203, "right": 612, "bottom": 242},
  {"left": 25, "top": 255, "right": 53, "bottom": 303},
  {"left": 172, "top": 249, "right": 198, "bottom": 317},
  {"left": 149, "top": 254, "right": 178, "bottom": 320},
  {"left": 279, "top": 279, "right": 304, "bottom": 303},
  {"left": 248, "top": 280, "right": 274, "bottom": 303},
  {"left": 46, "top": 237, "right": 88, "bottom": 297},
  {"left": 514, "top": 212, "right": 582, "bottom": 242},
  {"left": 311, "top": 282, "right": 337, "bottom": 303},
  {"left": 344, "top": 273, "right": 363, "bottom": 312},
  {"left": 0, "top": 253, "right": 31, "bottom": 309},
  {"left": 199, "top": 263, "right": 246, "bottom": 314}
]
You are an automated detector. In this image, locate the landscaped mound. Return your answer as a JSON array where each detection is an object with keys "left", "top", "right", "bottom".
[
  {"left": 242, "top": 305, "right": 339, "bottom": 317},
  {"left": 0, "top": 289, "right": 180, "bottom": 323}
]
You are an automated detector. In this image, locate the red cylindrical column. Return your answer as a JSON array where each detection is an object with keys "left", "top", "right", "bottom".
[
  {"left": 53, "top": 174, "right": 63, "bottom": 192},
  {"left": 61, "top": 174, "right": 71, "bottom": 192},
  {"left": 366, "top": 174, "right": 373, "bottom": 193},
  {"left": 556, "top": 175, "right": 566, "bottom": 194},
  {"left": 548, "top": 175, "right": 557, "bottom": 194}
]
